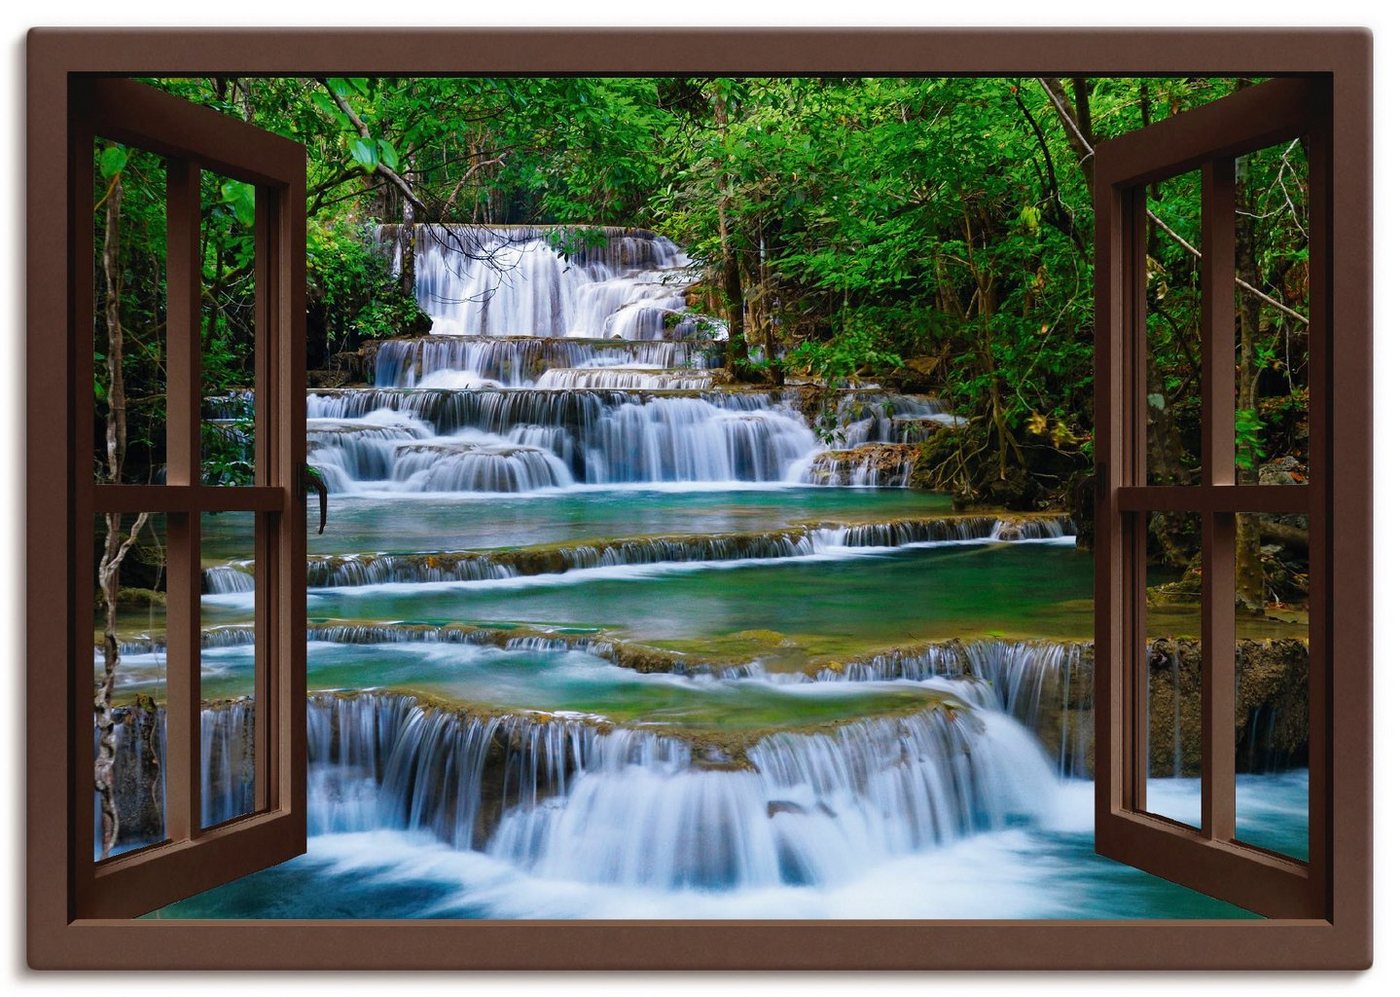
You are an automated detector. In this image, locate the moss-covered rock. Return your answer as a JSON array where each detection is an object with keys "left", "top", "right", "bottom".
[{"left": 115, "top": 587, "right": 166, "bottom": 609}]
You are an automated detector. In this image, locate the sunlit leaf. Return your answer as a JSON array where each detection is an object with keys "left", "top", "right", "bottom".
[
  {"left": 221, "top": 181, "right": 257, "bottom": 228},
  {"left": 98, "top": 144, "right": 128, "bottom": 179},
  {"left": 349, "top": 136, "right": 379, "bottom": 173},
  {"left": 377, "top": 139, "right": 399, "bottom": 172}
]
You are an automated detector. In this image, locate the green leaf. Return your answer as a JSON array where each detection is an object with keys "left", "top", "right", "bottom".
[
  {"left": 349, "top": 137, "right": 379, "bottom": 173},
  {"left": 376, "top": 139, "right": 399, "bottom": 172},
  {"left": 98, "top": 144, "right": 128, "bottom": 179},
  {"left": 309, "top": 90, "right": 340, "bottom": 119},
  {"left": 221, "top": 181, "right": 257, "bottom": 228},
  {"left": 327, "top": 77, "right": 371, "bottom": 98}
]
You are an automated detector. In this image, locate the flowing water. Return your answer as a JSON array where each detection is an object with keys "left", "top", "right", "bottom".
[{"left": 110, "top": 225, "right": 1306, "bottom": 919}]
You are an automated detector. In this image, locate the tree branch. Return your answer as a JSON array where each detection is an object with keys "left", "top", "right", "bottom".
[
  {"left": 1036, "top": 77, "right": 1309, "bottom": 327},
  {"left": 441, "top": 152, "right": 507, "bottom": 217},
  {"left": 1009, "top": 80, "right": 1086, "bottom": 255},
  {"left": 319, "top": 79, "right": 428, "bottom": 217},
  {"left": 1146, "top": 209, "right": 1309, "bottom": 326}
]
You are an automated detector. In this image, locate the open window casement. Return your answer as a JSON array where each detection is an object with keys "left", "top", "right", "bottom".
[
  {"left": 1093, "top": 77, "right": 1330, "bottom": 918},
  {"left": 71, "top": 78, "right": 308, "bottom": 919}
]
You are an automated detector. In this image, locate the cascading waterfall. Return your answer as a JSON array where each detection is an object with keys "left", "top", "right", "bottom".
[
  {"left": 296, "top": 689, "right": 1056, "bottom": 890},
  {"left": 534, "top": 367, "right": 717, "bottom": 391},
  {"left": 201, "top": 700, "right": 257, "bottom": 827},
  {"left": 96, "top": 699, "right": 257, "bottom": 858},
  {"left": 371, "top": 337, "right": 717, "bottom": 388},
  {"left": 384, "top": 224, "right": 705, "bottom": 340},
  {"left": 303, "top": 390, "right": 961, "bottom": 495},
  {"left": 306, "top": 388, "right": 820, "bottom": 492},
  {"left": 389, "top": 437, "right": 574, "bottom": 493},
  {"left": 292, "top": 226, "right": 964, "bottom": 495},
  {"left": 798, "top": 445, "right": 919, "bottom": 487},
  {"left": 306, "top": 414, "right": 433, "bottom": 492},
  {"left": 111, "top": 216, "right": 1310, "bottom": 921},
  {"left": 807, "top": 639, "right": 1094, "bottom": 778},
  {"left": 832, "top": 393, "right": 964, "bottom": 446},
  {"left": 490, "top": 707, "right": 1055, "bottom": 891},
  {"left": 305, "top": 692, "right": 687, "bottom": 848},
  {"left": 128, "top": 661, "right": 1056, "bottom": 886},
  {"left": 203, "top": 565, "right": 256, "bottom": 594}
]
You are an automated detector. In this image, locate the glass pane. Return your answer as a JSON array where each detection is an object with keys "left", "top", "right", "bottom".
[
  {"left": 93, "top": 141, "right": 167, "bottom": 485},
  {"left": 201, "top": 175, "right": 258, "bottom": 485},
  {"left": 93, "top": 511, "right": 168, "bottom": 860},
  {"left": 1144, "top": 171, "right": 1202, "bottom": 486},
  {"left": 201, "top": 510, "right": 258, "bottom": 827},
  {"left": 1234, "top": 514, "right": 1310, "bottom": 861},
  {"left": 1143, "top": 511, "right": 1202, "bottom": 826},
  {"left": 1234, "top": 140, "right": 1310, "bottom": 485}
]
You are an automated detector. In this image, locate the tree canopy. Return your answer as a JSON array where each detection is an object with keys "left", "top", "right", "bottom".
[{"left": 122, "top": 74, "right": 1308, "bottom": 512}]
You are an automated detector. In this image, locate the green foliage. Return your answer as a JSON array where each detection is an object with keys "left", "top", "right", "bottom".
[
  {"left": 93, "top": 142, "right": 168, "bottom": 482},
  {"left": 348, "top": 136, "right": 379, "bottom": 173},
  {"left": 142, "top": 73, "right": 1311, "bottom": 502},
  {"left": 787, "top": 319, "right": 902, "bottom": 386},
  {"left": 201, "top": 418, "right": 254, "bottom": 486},
  {"left": 98, "top": 144, "right": 128, "bottom": 179},
  {"left": 1235, "top": 408, "right": 1269, "bottom": 471},
  {"left": 307, "top": 219, "right": 428, "bottom": 346}
]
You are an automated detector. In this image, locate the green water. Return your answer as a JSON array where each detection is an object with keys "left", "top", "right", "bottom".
[
  {"left": 129, "top": 640, "right": 965, "bottom": 731},
  {"left": 196, "top": 530, "right": 1299, "bottom": 665},
  {"left": 200, "top": 487, "right": 957, "bottom": 560},
  {"left": 196, "top": 540, "right": 1098, "bottom": 663}
]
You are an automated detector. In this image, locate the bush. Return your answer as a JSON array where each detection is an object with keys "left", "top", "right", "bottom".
[{"left": 306, "top": 220, "right": 431, "bottom": 369}]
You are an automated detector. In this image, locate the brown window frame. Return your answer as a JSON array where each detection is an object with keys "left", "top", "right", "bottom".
[
  {"left": 1092, "top": 77, "right": 1332, "bottom": 920},
  {"left": 66, "top": 77, "right": 308, "bottom": 919},
  {"left": 25, "top": 28, "right": 1371, "bottom": 970}
]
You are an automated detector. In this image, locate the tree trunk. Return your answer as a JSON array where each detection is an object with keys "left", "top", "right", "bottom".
[
  {"left": 397, "top": 162, "right": 416, "bottom": 300},
  {"left": 748, "top": 221, "right": 782, "bottom": 384},
  {"left": 94, "top": 173, "right": 154, "bottom": 858},
  {"left": 1041, "top": 77, "right": 1094, "bottom": 190},
  {"left": 962, "top": 208, "right": 1021, "bottom": 480},
  {"left": 710, "top": 86, "right": 747, "bottom": 371},
  {"left": 1235, "top": 132, "right": 1266, "bottom": 612},
  {"left": 95, "top": 178, "right": 125, "bottom": 858}
]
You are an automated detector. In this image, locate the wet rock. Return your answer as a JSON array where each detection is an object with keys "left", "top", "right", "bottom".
[
  {"left": 105, "top": 698, "right": 166, "bottom": 852},
  {"left": 1258, "top": 455, "right": 1308, "bottom": 486},
  {"left": 1143, "top": 638, "right": 1309, "bottom": 777},
  {"left": 802, "top": 443, "right": 919, "bottom": 487}
]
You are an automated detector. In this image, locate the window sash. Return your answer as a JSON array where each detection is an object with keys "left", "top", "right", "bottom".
[
  {"left": 1093, "top": 76, "right": 1330, "bottom": 919},
  {"left": 68, "top": 77, "right": 308, "bottom": 920}
]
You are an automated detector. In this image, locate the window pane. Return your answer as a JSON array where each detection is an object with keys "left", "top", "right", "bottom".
[
  {"left": 93, "top": 141, "right": 167, "bottom": 485},
  {"left": 202, "top": 510, "right": 258, "bottom": 827},
  {"left": 1234, "top": 140, "right": 1310, "bottom": 485},
  {"left": 1143, "top": 511, "right": 1202, "bottom": 826},
  {"left": 93, "top": 511, "right": 168, "bottom": 860},
  {"left": 1234, "top": 514, "right": 1310, "bottom": 861},
  {"left": 1144, "top": 171, "right": 1202, "bottom": 486},
  {"left": 201, "top": 175, "right": 259, "bottom": 485}
]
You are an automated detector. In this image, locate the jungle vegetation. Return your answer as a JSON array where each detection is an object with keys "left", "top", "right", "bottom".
[{"left": 92, "top": 74, "right": 1312, "bottom": 608}]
